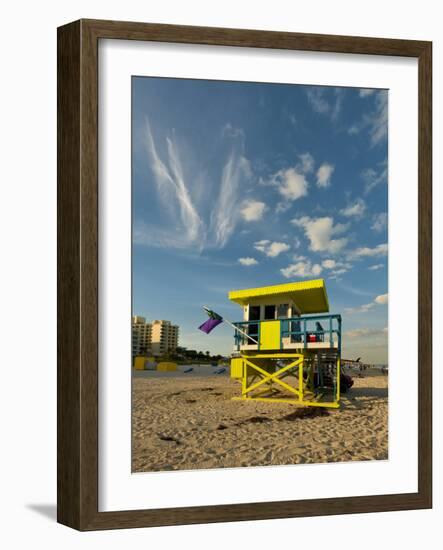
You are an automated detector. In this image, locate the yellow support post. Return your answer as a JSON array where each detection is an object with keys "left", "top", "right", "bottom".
[
  {"left": 243, "top": 357, "right": 303, "bottom": 397},
  {"left": 298, "top": 359, "right": 303, "bottom": 402},
  {"left": 336, "top": 357, "right": 341, "bottom": 403}
]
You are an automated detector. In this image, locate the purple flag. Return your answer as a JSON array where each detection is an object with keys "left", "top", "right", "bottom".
[{"left": 198, "top": 317, "right": 223, "bottom": 334}]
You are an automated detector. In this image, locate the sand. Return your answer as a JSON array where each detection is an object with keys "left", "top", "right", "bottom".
[{"left": 132, "top": 369, "right": 388, "bottom": 472}]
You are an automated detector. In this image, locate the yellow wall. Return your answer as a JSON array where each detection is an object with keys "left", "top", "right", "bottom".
[
  {"left": 134, "top": 356, "right": 146, "bottom": 370},
  {"left": 230, "top": 357, "right": 243, "bottom": 379},
  {"left": 260, "top": 320, "right": 281, "bottom": 350}
]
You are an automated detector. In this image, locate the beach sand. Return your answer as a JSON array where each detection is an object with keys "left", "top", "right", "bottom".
[{"left": 132, "top": 369, "right": 388, "bottom": 472}]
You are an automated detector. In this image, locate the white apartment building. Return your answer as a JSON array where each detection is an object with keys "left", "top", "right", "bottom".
[
  {"left": 151, "top": 320, "right": 179, "bottom": 356},
  {"left": 132, "top": 316, "right": 179, "bottom": 357},
  {"left": 132, "top": 316, "right": 152, "bottom": 357}
]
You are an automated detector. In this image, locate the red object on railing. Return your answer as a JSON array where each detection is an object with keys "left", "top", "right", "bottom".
[{"left": 308, "top": 334, "right": 317, "bottom": 342}]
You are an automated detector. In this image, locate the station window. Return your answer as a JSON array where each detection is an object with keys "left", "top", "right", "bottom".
[
  {"left": 277, "top": 304, "right": 289, "bottom": 318},
  {"left": 248, "top": 305, "right": 260, "bottom": 321},
  {"left": 264, "top": 305, "right": 276, "bottom": 320}
]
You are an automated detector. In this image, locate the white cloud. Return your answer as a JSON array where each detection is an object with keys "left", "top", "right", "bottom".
[
  {"left": 276, "top": 168, "right": 309, "bottom": 200},
  {"left": 254, "top": 239, "right": 269, "bottom": 251},
  {"left": 292, "top": 216, "right": 349, "bottom": 254},
  {"left": 375, "top": 293, "right": 388, "bottom": 305},
  {"left": 345, "top": 293, "right": 388, "bottom": 314},
  {"left": 368, "top": 264, "right": 384, "bottom": 271},
  {"left": 321, "top": 258, "right": 352, "bottom": 279},
  {"left": 362, "top": 159, "right": 388, "bottom": 194},
  {"left": 254, "top": 240, "right": 290, "bottom": 257},
  {"left": 267, "top": 242, "right": 291, "bottom": 257},
  {"left": 263, "top": 158, "right": 313, "bottom": 203},
  {"left": 322, "top": 259, "right": 336, "bottom": 269},
  {"left": 238, "top": 257, "right": 258, "bottom": 266},
  {"left": 340, "top": 198, "right": 366, "bottom": 218},
  {"left": 298, "top": 152, "right": 314, "bottom": 173},
  {"left": 240, "top": 200, "right": 266, "bottom": 222},
  {"left": 281, "top": 261, "right": 323, "bottom": 279},
  {"left": 316, "top": 163, "right": 334, "bottom": 188},
  {"left": 350, "top": 243, "right": 388, "bottom": 258},
  {"left": 372, "top": 212, "right": 387, "bottom": 232},
  {"left": 359, "top": 89, "right": 376, "bottom": 98},
  {"left": 306, "top": 87, "right": 343, "bottom": 121}
]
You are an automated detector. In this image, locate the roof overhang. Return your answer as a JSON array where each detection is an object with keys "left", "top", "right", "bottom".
[{"left": 228, "top": 279, "right": 329, "bottom": 314}]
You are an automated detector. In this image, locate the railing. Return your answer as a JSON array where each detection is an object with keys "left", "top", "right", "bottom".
[{"left": 233, "top": 314, "right": 342, "bottom": 352}]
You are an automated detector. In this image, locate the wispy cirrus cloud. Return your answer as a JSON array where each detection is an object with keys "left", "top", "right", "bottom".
[
  {"left": 348, "top": 90, "right": 388, "bottom": 147},
  {"left": 359, "top": 88, "right": 376, "bottom": 98},
  {"left": 139, "top": 120, "right": 204, "bottom": 249},
  {"left": 371, "top": 212, "right": 388, "bottom": 232},
  {"left": 349, "top": 243, "right": 388, "bottom": 259},
  {"left": 210, "top": 149, "right": 252, "bottom": 248},
  {"left": 298, "top": 152, "right": 315, "bottom": 173},
  {"left": 306, "top": 87, "right": 343, "bottom": 121},
  {"left": 362, "top": 158, "right": 388, "bottom": 194},
  {"left": 369, "top": 91, "right": 388, "bottom": 145},
  {"left": 137, "top": 119, "right": 255, "bottom": 251},
  {"left": 340, "top": 198, "right": 366, "bottom": 218}
]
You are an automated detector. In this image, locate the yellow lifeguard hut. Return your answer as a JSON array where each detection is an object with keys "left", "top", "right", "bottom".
[{"left": 228, "top": 279, "right": 342, "bottom": 408}]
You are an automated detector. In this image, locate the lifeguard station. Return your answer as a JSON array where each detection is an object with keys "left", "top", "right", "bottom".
[{"left": 229, "top": 279, "right": 342, "bottom": 408}]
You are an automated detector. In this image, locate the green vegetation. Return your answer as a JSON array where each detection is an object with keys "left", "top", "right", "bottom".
[{"left": 158, "top": 347, "right": 227, "bottom": 365}]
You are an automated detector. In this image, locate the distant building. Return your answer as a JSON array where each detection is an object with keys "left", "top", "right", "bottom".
[
  {"left": 151, "top": 320, "right": 179, "bottom": 356},
  {"left": 132, "top": 316, "right": 179, "bottom": 357},
  {"left": 132, "top": 316, "right": 152, "bottom": 357}
]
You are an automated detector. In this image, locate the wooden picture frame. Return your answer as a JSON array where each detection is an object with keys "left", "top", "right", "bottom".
[{"left": 57, "top": 18, "right": 432, "bottom": 530}]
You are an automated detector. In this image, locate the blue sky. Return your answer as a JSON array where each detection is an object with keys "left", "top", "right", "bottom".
[{"left": 132, "top": 77, "right": 388, "bottom": 363}]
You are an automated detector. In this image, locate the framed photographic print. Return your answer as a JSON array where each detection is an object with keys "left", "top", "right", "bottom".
[{"left": 57, "top": 19, "right": 432, "bottom": 530}]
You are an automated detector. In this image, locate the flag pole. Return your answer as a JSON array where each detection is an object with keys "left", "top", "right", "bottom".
[
  {"left": 203, "top": 306, "right": 259, "bottom": 345},
  {"left": 222, "top": 318, "right": 259, "bottom": 346}
]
